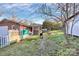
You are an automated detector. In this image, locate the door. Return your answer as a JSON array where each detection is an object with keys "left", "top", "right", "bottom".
[
  {"left": 0, "top": 26, "right": 9, "bottom": 48},
  {"left": 21, "top": 29, "right": 29, "bottom": 39}
]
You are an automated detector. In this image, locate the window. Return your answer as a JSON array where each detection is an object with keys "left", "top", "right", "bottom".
[{"left": 12, "top": 25, "right": 17, "bottom": 30}]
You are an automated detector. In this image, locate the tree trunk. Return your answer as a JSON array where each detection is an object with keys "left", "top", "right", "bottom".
[
  {"left": 63, "top": 22, "right": 70, "bottom": 44},
  {"left": 71, "top": 3, "right": 75, "bottom": 36}
]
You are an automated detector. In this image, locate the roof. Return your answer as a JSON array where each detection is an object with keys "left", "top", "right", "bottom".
[
  {"left": 0, "top": 19, "right": 29, "bottom": 27},
  {"left": 30, "top": 23, "right": 42, "bottom": 27},
  {"left": 0, "top": 19, "right": 42, "bottom": 27},
  {"left": 0, "top": 18, "right": 20, "bottom": 24}
]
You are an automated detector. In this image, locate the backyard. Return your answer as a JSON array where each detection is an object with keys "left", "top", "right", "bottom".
[{"left": 0, "top": 30, "right": 79, "bottom": 56}]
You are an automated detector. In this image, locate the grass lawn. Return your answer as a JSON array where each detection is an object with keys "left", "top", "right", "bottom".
[
  {"left": 47, "top": 30, "right": 79, "bottom": 56},
  {"left": 0, "top": 30, "right": 79, "bottom": 56},
  {"left": 0, "top": 35, "right": 40, "bottom": 56}
]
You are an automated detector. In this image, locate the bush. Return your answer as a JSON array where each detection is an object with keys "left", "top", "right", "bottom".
[{"left": 42, "top": 21, "right": 62, "bottom": 30}]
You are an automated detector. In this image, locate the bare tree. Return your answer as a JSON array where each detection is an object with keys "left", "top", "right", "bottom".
[{"left": 38, "top": 3, "right": 79, "bottom": 44}]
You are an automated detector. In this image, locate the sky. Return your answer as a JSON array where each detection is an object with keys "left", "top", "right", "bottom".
[{"left": 0, "top": 3, "right": 60, "bottom": 24}]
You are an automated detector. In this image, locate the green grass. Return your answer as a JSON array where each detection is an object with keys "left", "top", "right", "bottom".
[
  {"left": 0, "top": 30, "right": 79, "bottom": 56},
  {"left": 47, "top": 30, "right": 79, "bottom": 56},
  {"left": 0, "top": 35, "right": 40, "bottom": 56},
  {"left": 25, "top": 35, "right": 39, "bottom": 41},
  {"left": 48, "top": 30, "right": 65, "bottom": 45}
]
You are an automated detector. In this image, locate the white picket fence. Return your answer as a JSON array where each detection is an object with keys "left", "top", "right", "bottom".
[
  {"left": 0, "top": 36, "right": 10, "bottom": 48},
  {"left": 0, "top": 26, "right": 10, "bottom": 48}
]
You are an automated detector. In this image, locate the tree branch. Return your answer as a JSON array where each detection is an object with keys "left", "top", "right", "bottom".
[{"left": 64, "top": 11, "right": 79, "bottom": 22}]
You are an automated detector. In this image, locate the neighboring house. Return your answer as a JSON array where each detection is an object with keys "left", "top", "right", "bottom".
[
  {"left": 0, "top": 19, "right": 20, "bottom": 43},
  {"left": 19, "top": 20, "right": 42, "bottom": 35},
  {"left": 20, "top": 25, "right": 30, "bottom": 39},
  {"left": 0, "top": 19, "right": 31, "bottom": 48},
  {"left": 0, "top": 19, "right": 42, "bottom": 48},
  {"left": 30, "top": 23, "right": 42, "bottom": 35}
]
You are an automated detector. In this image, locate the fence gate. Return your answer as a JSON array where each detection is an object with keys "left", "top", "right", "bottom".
[{"left": 0, "top": 26, "right": 10, "bottom": 48}]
